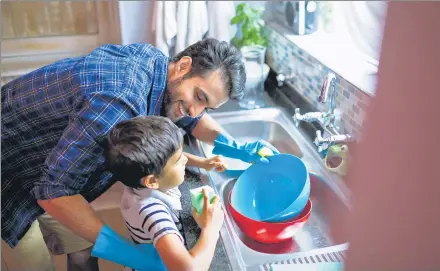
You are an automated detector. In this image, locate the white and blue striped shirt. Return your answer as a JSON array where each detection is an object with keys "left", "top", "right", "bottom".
[{"left": 120, "top": 186, "right": 185, "bottom": 270}]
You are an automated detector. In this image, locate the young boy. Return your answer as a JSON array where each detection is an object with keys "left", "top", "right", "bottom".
[{"left": 105, "top": 116, "right": 226, "bottom": 271}]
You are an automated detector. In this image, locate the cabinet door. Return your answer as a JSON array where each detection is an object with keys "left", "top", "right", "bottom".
[{"left": 1, "top": 1, "right": 121, "bottom": 82}]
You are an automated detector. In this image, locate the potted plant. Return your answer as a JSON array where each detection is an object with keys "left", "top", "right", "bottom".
[
  {"left": 231, "top": 3, "right": 269, "bottom": 109},
  {"left": 230, "top": 3, "right": 268, "bottom": 49}
]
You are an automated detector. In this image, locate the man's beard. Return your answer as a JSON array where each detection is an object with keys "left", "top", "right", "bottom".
[
  {"left": 162, "top": 78, "right": 185, "bottom": 122},
  {"left": 162, "top": 87, "right": 173, "bottom": 118}
]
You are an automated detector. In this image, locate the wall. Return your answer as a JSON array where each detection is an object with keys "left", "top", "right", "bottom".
[
  {"left": 118, "top": 1, "right": 253, "bottom": 46},
  {"left": 119, "top": 1, "right": 154, "bottom": 45},
  {"left": 264, "top": 25, "right": 372, "bottom": 138}
]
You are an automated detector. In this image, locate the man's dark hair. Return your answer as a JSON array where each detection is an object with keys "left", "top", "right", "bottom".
[
  {"left": 104, "top": 116, "right": 183, "bottom": 188},
  {"left": 172, "top": 38, "right": 246, "bottom": 100}
]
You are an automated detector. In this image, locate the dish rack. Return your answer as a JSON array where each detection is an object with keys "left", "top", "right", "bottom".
[{"left": 260, "top": 245, "right": 346, "bottom": 271}]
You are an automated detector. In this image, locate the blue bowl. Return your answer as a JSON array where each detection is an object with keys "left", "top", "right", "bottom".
[{"left": 230, "top": 154, "right": 310, "bottom": 222}]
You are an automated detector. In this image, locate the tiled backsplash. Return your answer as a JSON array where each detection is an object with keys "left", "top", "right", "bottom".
[{"left": 264, "top": 25, "right": 372, "bottom": 138}]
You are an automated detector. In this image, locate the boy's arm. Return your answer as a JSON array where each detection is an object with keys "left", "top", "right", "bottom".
[
  {"left": 154, "top": 191, "right": 223, "bottom": 271},
  {"left": 155, "top": 229, "right": 219, "bottom": 271},
  {"left": 184, "top": 152, "right": 226, "bottom": 172},
  {"left": 140, "top": 199, "right": 220, "bottom": 271},
  {"left": 184, "top": 152, "right": 208, "bottom": 168}
]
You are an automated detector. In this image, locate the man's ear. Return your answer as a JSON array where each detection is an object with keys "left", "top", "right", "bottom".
[
  {"left": 142, "top": 175, "right": 159, "bottom": 189},
  {"left": 175, "top": 56, "right": 192, "bottom": 78}
]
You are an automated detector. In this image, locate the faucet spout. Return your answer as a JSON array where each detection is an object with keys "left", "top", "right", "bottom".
[
  {"left": 294, "top": 72, "right": 354, "bottom": 153},
  {"left": 318, "top": 73, "right": 337, "bottom": 113}
]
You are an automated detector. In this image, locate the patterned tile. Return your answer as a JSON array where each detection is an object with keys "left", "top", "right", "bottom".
[{"left": 264, "top": 25, "right": 373, "bottom": 138}]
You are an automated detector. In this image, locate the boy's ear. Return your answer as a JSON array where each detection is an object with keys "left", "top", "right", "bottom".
[{"left": 142, "top": 175, "right": 159, "bottom": 189}]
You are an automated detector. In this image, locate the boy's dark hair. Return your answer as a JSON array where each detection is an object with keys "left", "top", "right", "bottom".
[
  {"left": 172, "top": 38, "right": 246, "bottom": 100},
  {"left": 105, "top": 116, "right": 183, "bottom": 188}
]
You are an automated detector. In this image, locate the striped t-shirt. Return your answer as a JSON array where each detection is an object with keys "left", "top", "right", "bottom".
[{"left": 120, "top": 186, "right": 185, "bottom": 270}]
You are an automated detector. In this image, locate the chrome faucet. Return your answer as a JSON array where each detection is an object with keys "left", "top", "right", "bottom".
[
  {"left": 318, "top": 73, "right": 337, "bottom": 109},
  {"left": 293, "top": 72, "right": 354, "bottom": 152},
  {"left": 276, "top": 68, "right": 296, "bottom": 87}
]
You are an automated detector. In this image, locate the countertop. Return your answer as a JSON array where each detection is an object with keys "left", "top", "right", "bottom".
[{"left": 179, "top": 168, "right": 232, "bottom": 271}]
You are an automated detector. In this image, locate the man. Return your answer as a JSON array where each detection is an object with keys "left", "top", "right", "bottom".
[{"left": 1, "top": 38, "right": 278, "bottom": 270}]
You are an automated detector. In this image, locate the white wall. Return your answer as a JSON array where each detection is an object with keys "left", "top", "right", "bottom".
[
  {"left": 118, "top": 1, "right": 267, "bottom": 46},
  {"left": 119, "top": 1, "right": 154, "bottom": 45}
]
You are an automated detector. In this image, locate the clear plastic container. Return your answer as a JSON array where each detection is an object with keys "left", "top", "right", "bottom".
[{"left": 239, "top": 45, "right": 267, "bottom": 109}]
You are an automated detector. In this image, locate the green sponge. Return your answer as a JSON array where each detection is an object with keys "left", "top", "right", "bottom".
[{"left": 190, "top": 185, "right": 216, "bottom": 215}]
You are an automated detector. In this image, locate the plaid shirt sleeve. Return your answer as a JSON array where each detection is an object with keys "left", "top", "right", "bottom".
[
  {"left": 31, "top": 91, "right": 137, "bottom": 200},
  {"left": 30, "top": 43, "right": 159, "bottom": 200}
]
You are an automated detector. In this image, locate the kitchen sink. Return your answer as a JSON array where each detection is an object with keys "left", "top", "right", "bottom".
[
  {"left": 214, "top": 120, "right": 304, "bottom": 158},
  {"left": 220, "top": 173, "right": 347, "bottom": 253},
  {"left": 188, "top": 107, "right": 351, "bottom": 270}
]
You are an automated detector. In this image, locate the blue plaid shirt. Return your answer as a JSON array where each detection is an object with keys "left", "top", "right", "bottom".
[{"left": 1, "top": 43, "right": 202, "bottom": 248}]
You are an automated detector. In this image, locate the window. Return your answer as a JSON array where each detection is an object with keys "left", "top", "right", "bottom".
[
  {"left": 1, "top": 1, "right": 121, "bottom": 83},
  {"left": 264, "top": 1, "right": 388, "bottom": 95},
  {"left": 322, "top": 1, "right": 388, "bottom": 66}
]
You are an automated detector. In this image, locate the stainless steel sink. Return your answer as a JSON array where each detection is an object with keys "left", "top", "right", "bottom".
[
  {"left": 213, "top": 119, "right": 304, "bottom": 158},
  {"left": 188, "top": 107, "right": 351, "bottom": 270}
]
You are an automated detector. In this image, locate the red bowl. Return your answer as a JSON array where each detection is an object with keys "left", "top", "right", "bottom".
[{"left": 228, "top": 191, "right": 312, "bottom": 244}]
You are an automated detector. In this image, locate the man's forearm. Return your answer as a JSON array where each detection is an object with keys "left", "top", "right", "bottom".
[
  {"left": 191, "top": 114, "right": 224, "bottom": 145},
  {"left": 38, "top": 194, "right": 104, "bottom": 243}
]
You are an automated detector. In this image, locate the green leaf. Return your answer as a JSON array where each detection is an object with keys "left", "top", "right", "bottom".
[
  {"left": 243, "top": 39, "right": 253, "bottom": 46},
  {"left": 230, "top": 15, "right": 244, "bottom": 25},
  {"left": 236, "top": 3, "right": 246, "bottom": 14},
  {"left": 231, "top": 37, "right": 242, "bottom": 48},
  {"left": 242, "top": 26, "right": 251, "bottom": 41}
]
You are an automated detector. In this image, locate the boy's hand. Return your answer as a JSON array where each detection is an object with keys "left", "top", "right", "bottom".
[
  {"left": 192, "top": 189, "right": 224, "bottom": 235},
  {"left": 202, "top": 156, "right": 227, "bottom": 172}
]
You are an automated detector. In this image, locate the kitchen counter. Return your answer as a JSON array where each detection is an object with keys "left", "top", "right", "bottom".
[{"left": 179, "top": 169, "right": 232, "bottom": 271}]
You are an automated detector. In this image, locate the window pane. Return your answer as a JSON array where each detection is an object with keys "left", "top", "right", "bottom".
[{"left": 1, "top": 1, "right": 99, "bottom": 39}]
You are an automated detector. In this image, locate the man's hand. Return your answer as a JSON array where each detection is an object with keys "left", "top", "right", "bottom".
[
  {"left": 239, "top": 140, "right": 280, "bottom": 163},
  {"left": 212, "top": 134, "right": 280, "bottom": 164},
  {"left": 190, "top": 114, "right": 281, "bottom": 163}
]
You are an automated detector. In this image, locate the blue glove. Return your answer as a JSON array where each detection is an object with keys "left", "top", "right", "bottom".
[
  {"left": 212, "top": 133, "right": 280, "bottom": 163},
  {"left": 91, "top": 225, "right": 167, "bottom": 271}
]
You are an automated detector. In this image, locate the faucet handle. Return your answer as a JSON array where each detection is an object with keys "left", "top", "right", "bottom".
[
  {"left": 314, "top": 130, "right": 330, "bottom": 152},
  {"left": 314, "top": 129, "right": 354, "bottom": 152},
  {"left": 276, "top": 73, "right": 286, "bottom": 87},
  {"left": 276, "top": 69, "right": 296, "bottom": 87},
  {"left": 293, "top": 108, "right": 302, "bottom": 127},
  {"left": 314, "top": 130, "right": 323, "bottom": 146}
]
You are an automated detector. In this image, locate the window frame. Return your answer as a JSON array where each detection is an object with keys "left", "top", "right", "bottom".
[{"left": 1, "top": 0, "right": 121, "bottom": 80}]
